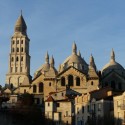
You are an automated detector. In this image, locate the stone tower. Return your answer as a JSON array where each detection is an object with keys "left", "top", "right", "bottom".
[{"left": 6, "top": 13, "right": 31, "bottom": 88}]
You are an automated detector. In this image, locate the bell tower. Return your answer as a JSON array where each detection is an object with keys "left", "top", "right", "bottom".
[{"left": 6, "top": 12, "right": 31, "bottom": 88}]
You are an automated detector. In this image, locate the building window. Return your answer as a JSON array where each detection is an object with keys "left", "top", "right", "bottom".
[
  {"left": 66, "top": 121, "right": 68, "bottom": 125},
  {"left": 55, "top": 94, "right": 57, "bottom": 96},
  {"left": 11, "top": 67, "right": 13, "bottom": 72},
  {"left": 16, "top": 57, "right": 19, "bottom": 62},
  {"left": 39, "top": 82, "right": 43, "bottom": 93},
  {"left": 21, "top": 47, "right": 23, "bottom": 52},
  {"left": 87, "top": 105, "right": 90, "bottom": 112},
  {"left": 91, "top": 81, "right": 94, "bottom": 85},
  {"left": 17, "top": 40, "right": 19, "bottom": 44},
  {"left": 61, "top": 77, "right": 65, "bottom": 86},
  {"left": 56, "top": 103, "right": 60, "bottom": 107},
  {"left": 21, "top": 56, "right": 23, "bottom": 61},
  {"left": 13, "top": 40, "right": 15, "bottom": 44},
  {"left": 33, "top": 85, "right": 37, "bottom": 93},
  {"left": 76, "top": 77, "right": 80, "bottom": 86},
  {"left": 15, "top": 67, "right": 18, "bottom": 72},
  {"left": 17, "top": 48, "right": 19, "bottom": 52},
  {"left": 21, "top": 40, "right": 23, "bottom": 44},
  {"left": 68, "top": 75, "right": 73, "bottom": 86},
  {"left": 48, "top": 102, "right": 50, "bottom": 107},
  {"left": 49, "top": 82, "right": 51, "bottom": 86},
  {"left": 10, "top": 83, "right": 13, "bottom": 89},
  {"left": 20, "top": 67, "right": 22, "bottom": 72},
  {"left": 62, "top": 93, "right": 64, "bottom": 96},
  {"left": 77, "top": 107, "right": 79, "bottom": 114},
  {"left": 24, "top": 89, "right": 26, "bottom": 93},
  {"left": 11, "top": 57, "right": 14, "bottom": 62},
  {"left": 82, "top": 106, "right": 84, "bottom": 113},
  {"left": 12, "top": 48, "right": 14, "bottom": 52}
]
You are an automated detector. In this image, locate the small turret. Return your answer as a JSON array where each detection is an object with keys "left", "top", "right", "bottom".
[
  {"left": 72, "top": 42, "right": 77, "bottom": 55},
  {"left": 78, "top": 50, "right": 81, "bottom": 57},
  {"left": 89, "top": 54, "right": 96, "bottom": 71},
  {"left": 45, "top": 51, "right": 49, "bottom": 64},
  {"left": 50, "top": 55, "right": 55, "bottom": 67}
]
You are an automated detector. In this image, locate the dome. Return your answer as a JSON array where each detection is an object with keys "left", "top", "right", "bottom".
[
  {"left": 102, "top": 49, "right": 125, "bottom": 76},
  {"left": 60, "top": 43, "right": 88, "bottom": 72},
  {"left": 14, "top": 13, "right": 27, "bottom": 34},
  {"left": 34, "top": 52, "right": 50, "bottom": 77}
]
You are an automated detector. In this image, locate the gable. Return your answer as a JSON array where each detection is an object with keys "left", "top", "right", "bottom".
[
  {"left": 57, "top": 66, "right": 86, "bottom": 79},
  {"left": 102, "top": 71, "right": 125, "bottom": 82}
]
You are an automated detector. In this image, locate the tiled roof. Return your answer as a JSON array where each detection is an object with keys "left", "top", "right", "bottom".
[{"left": 45, "top": 96, "right": 54, "bottom": 102}]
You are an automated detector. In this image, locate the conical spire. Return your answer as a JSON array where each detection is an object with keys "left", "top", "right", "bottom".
[
  {"left": 50, "top": 55, "right": 55, "bottom": 67},
  {"left": 14, "top": 11, "right": 27, "bottom": 35},
  {"left": 45, "top": 51, "right": 49, "bottom": 64},
  {"left": 110, "top": 48, "right": 115, "bottom": 62},
  {"left": 89, "top": 54, "right": 96, "bottom": 70},
  {"left": 78, "top": 50, "right": 81, "bottom": 57},
  {"left": 72, "top": 42, "right": 77, "bottom": 55}
]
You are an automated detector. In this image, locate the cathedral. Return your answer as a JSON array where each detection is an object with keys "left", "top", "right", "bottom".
[{"left": 4, "top": 13, "right": 125, "bottom": 104}]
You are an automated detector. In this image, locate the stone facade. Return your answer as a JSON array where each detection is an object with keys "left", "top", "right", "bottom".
[{"left": 6, "top": 13, "right": 31, "bottom": 88}]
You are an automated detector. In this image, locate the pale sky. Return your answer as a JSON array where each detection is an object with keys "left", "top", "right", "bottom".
[{"left": 1, "top": 0, "right": 125, "bottom": 86}]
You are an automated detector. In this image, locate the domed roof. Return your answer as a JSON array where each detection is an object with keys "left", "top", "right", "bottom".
[
  {"left": 34, "top": 52, "right": 50, "bottom": 77},
  {"left": 102, "top": 49, "right": 124, "bottom": 75},
  {"left": 60, "top": 43, "right": 88, "bottom": 72},
  {"left": 34, "top": 53, "right": 57, "bottom": 77},
  {"left": 14, "top": 13, "right": 27, "bottom": 34}
]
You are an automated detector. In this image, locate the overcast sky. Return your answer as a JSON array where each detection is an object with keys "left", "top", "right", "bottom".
[{"left": 1, "top": 0, "right": 125, "bottom": 86}]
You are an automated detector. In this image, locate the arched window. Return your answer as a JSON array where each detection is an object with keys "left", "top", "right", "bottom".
[
  {"left": 17, "top": 48, "right": 19, "bottom": 52},
  {"left": 76, "top": 77, "right": 80, "bottom": 86},
  {"left": 39, "top": 82, "right": 43, "bottom": 93},
  {"left": 24, "top": 89, "right": 26, "bottom": 93},
  {"left": 16, "top": 57, "right": 19, "bottom": 61},
  {"left": 21, "top": 56, "right": 23, "bottom": 61},
  {"left": 33, "top": 85, "right": 37, "bottom": 93},
  {"left": 91, "top": 81, "right": 94, "bottom": 85},
  {"left": 21, "top": 40, "right": 23, "bottom": 44},
  {"left": 111, "top": 81, "right": 115, "bottom": 89},
  {"left": 13, "top": 40, "right": 15, "bottom": 44},
  {"left": 17, "top": 40, "right": 19, "bottom": 44},
  {"left": 68, "top": 75, "right": 73, "bottom": 86},
  {"left": 61, "top": 77, "right": 65, "bottom": 86},
  {"left": 10, "top": 83, "right": 13, "bottom": 89},
  {"left": 21, "top": 47, "right": 23, "bottom": 52},
  {"left": 11, "top": 57, "right": 14, "bottom": 62},
  {"left": 12, "top": 48, "right": 14, "bottom": 52},
  {"left": 49, "top": 82, "right": 51, "bottom": 86},
  {"left": 118, "top": 82, "right": 122, "bottom": 90}
]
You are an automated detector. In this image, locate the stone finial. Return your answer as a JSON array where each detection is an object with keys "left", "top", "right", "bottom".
[
  {"left": 50, "top": 55, "right": 55, "bottom": 67},
  {"left": 72, "top": 42, "right": 77, "bottom": 55},
  {"left": 78, "top": 50, "right": 81, "bottom": 57},
  {"left": 111, "top": 48, "right": 115, "bottom": 62},
  {"left": 45, "top": 51, "right": 49, "bottom": 64}
]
